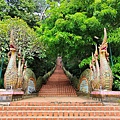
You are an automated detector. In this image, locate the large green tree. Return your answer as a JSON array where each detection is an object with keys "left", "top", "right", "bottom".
[
  {"left": 1, "top": 0, "right": 48, "bottom": 27},
  {"left": 6, "top": 0, "right": 39, "bottom": 27},
  {"left": 0, "top": 17, "right": 44, "bottom": 58},
  {"left": 36, "top": 0, "right": 102, "bottom": 76},
  {"left": 0, "top": 0, "right": 10, "bottom": 20},
  {"left": 36, "top": 0, "right": 120, "bottom": 82},
  {"left": 0, "top": 17, "right": 47, "bottom": 77}
]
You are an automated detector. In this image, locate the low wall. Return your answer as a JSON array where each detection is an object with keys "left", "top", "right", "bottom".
[{"left": 91, "top": 90, "right": 120, "bottom": 103}]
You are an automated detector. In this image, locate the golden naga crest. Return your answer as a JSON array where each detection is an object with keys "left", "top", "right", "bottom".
[
  {"left": 99, "top": 28, "right": 108, "bottom": 53},
  {"left": 99, "top": 28, "right": 109, "bottom": 61},
  {"left": 9, "top": 30, "right": 17, "bottom": 51},
  {"left": 94, "top": 45, "right": 98, "bottom": 60}
]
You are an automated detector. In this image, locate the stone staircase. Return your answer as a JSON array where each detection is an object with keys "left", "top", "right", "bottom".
[
  {"left": 0, "top": 101, "right": 120, "bottom": 119},
  {"left": 1, "top": 57, "right": 120, "bottom": 119},
  {"left": 38, "top": 65, "right": 77, "bottom": 97}
]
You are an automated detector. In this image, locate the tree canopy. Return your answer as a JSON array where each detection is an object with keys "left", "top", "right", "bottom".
[
  {"left": 0, "top": 17, "right": 45, "bottom": 59},
  {"left": 35, "top": 0, "right": 120, "bottom": 76}
]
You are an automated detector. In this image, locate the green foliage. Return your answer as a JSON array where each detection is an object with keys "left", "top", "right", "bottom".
[
  {"left": 94, "top": 0, "right": 119, "bottom": 29},
  {"left": 0, "top": 0, "right": 48, "bottom": 28},
  {"left": 0, "top": 78, "right": 4, "bottom": 89},
  {"left": 0, "top": 17, "right": 47, "bottom": 79},
  {"left": 37, "top": 0, "right": 120, "bottom": 78},
  {"left": 35, "top": 0, "right": 100, "bottom": 76},
  {"left": 0, "top": 17, "right": 45, "bottom": 60},
  {"left": 113, "top": 79, "right": 120, "bottom": 91},
  {"left": 0, "top": 0, "right": 9, "bottom": 20},
  {"left": 108, "top": 28, "right": 120, "bottom": 90},
  {"left": 6, "top": 0, "right": 40, "bottom": 27},
  {"left": 112, "top": 57, "right": 120, "bottom": 90},
  {"left": 108, "top": 28, "right": 120, "bottom": 44},
  {"left": 84, "top": 16, "right": 100, "bottom": 32},
  {"left": 79, "top": 57, "right": 92, "bottom": 68},
  {"left": 34, "top": 0, "right": 47, "bottom": 13}
]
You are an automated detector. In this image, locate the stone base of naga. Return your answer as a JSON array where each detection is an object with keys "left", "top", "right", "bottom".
[
  {"left": 0, "top": 89, "right": 24, "bottom": 102},
  {"left": 78, "top": 28, "right": 120, "bottom": 101},
  {"left": 0, "top": 30, "right": 36, "bottom": 102}
]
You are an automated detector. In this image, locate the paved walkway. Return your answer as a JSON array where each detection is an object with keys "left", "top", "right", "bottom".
[{"left": 18, "top": 96, "right": 95, "bottom": 102}]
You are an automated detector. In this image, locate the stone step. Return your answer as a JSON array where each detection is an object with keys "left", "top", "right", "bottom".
[
  {"left": 9, "top": 102, "right": 103, "bottom": 106},
  {"left": 39, "top": 87, "right": 75, "bottom": 89},
  {"left": 39, "top": 88, "right": 74, "bottom": 90},
  {"left": 0, "top": 111, "right": 120, "bottom": 116},
  {"left": 41, "top": 86, "right": 73, "bottom": 88},
  {"left": 38, "top": 62, "right": 77, "bottom": 97},
  {"left": 38, "top": 95, "right": 77, "bottom": 97},
  {"left": 1, "top": 100, "right": 120, "bottom": 119},
  {"left": 1, "top": 116, "right": 120, "bottom": 120},
  {"left": 39, "top": 90, "right": 76, "bottom": 92},
  {"left": 39, "top": 92, "right": 76, "bottom": 93},
  {"left": 39, "top": 92, "right": 76, "bottom": 94},
  {"left": 39, "top": 90, "right": 75, "bottom": 92},
  {"left": 39, "top": 89, "right": 76, "bottom": 92},
  {"left": 1, "top": 106, "right": 120, "bottom": 111},
  {"left": 38, "top": 93, "right": 77, "bottom": 94},
  {"left": 43, "top": 83, "right": 71, "bottom": 85},
  {"left": 40, "top": 86, "right": 75, "bottom": 88},
  {"left": 39, "top": 91, "right": 76, "bottom": 93}
]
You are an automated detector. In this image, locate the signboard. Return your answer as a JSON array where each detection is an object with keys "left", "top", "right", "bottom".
[
  {"left": 27, "top": 79, "right": 35, "bottom": 94},
  {"left": 80, "top": 79, "right": 88, "bottom": 93}
]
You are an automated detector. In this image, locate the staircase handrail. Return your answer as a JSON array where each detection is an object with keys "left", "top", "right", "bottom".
[{"left": 62, "top": 66, "right": 79, "bottom": 91}]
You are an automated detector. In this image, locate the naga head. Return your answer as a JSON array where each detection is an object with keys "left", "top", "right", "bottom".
[
  {"left": 90, "top": 61, "right": 93, "bottom": 71},
  {"left": 99, "top": 28, "right": 108, "bottom": 54},
  {"left": 92, "top": 52, "right": 95, "bottom": 65},
  {"left": 18, "top": 47, "right": 21, "bottom": 59},
  {"left": 24, "top": 61, "right": 27, "bottom": 69},
  {"left": 9, "top": 30, "right": 17, "bottom": 51},
  {"left": 94, "top": 44, "right": 98, "bottom": 60},
  {"left": 22, "top": 54, "right": 25, "bottom": 64}
]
